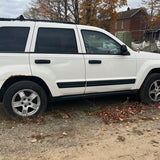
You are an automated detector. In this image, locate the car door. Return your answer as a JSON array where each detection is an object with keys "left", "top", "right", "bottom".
[
  {"left": 77, "top": 25, "right": 137, "bottom": 94},
  {"left": 30, "top": 23, "right": 85, "bottom": 97}
]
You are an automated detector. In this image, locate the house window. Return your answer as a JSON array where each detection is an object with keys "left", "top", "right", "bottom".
[
  {"left": 121, "top": 20, "right": 124, "bottom": 29},
  {"left": 115, "top": 22, "right": 117, "bottom": 30}
]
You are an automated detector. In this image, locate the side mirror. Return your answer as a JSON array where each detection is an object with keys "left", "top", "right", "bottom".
[{"left": 121, "top": 45, "right": 130, "bottom": 55}]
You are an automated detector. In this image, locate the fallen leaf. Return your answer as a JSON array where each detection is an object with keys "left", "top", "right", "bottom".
[
  {"left": 119, "top": 118, "right": 123, "bottom": 121},
  {"left": 40, "top": 133, "right": 43, "bottom": 136},
  {"left": 102, "top": 128, "right": 107, "bottom": 131},
  {"left": 59, "top": 136, "right": 63, "bottom": 138},
  {"left": 117, "top": 136, "right": 125, "bottom": 142},
  {"left": 88, "top": 112, "right": 95, "bottom": 116},
  {"left": 151, "top": 134, "right": 155, "bottom": 137},
  {"left": 151, "top": 140, "right": 159, "bottom": 144},
  {"left": 132, "top": 127, "right": 144, "bottom": 136},
  {"left": 146, "top": 129, "right": 151, "bottom": 132},
  {"left": 61, "top": 113, "right": 70, "bottom": 119},
  {"left": 62, "top": 132, "right": 68, "bottom": 136},
  {"left": 99, "top": 102, "right": 149, "bottom": 124},
  {"left": 38, "top": 140, "right": 42, "bottom": 143},
  {"left": 31, "top": 139, "right": 37, "bottom": 143}
]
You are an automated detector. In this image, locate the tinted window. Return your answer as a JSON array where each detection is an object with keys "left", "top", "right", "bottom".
[
  {"left": 0, "top": 27, "right": 29, "bottom": 52},
  {"left": 35, "top": 28, "right": 78, "bottom": 53},
  {"left": 81, "top": 30, "right": 121, "bottom": 55}
]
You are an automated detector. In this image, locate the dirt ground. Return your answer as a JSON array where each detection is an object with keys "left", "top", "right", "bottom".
[{"left": 0, "top": 95, "right": 160, "bottom": 160}]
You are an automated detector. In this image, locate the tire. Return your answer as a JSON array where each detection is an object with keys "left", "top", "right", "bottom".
[
  {"left": 3, "top": 81, "right": 47, "bottom": 119},
  {"left": 140, "top": 73, "right": 160, "bottom": 104}
]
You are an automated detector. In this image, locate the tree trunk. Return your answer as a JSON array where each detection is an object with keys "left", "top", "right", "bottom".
[
  {"left": 74, "top": 0, "right": 79, "bottom": 24},
  {"left": 64, "top": 0, "right": 68, "bottom": 21},
  {"left": 86, "top": 0, "right": 91, "bottom": 24}
]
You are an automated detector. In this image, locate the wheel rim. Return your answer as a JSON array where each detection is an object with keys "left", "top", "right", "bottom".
[
  {"left": 149, "top": 80, "right": 160, "bottom": 102},
  {"left": 11, "top": 89, "right": 41, "bottom": 117}
]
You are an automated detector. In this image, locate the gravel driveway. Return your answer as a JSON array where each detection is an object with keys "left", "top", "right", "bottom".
[{"left": 0, "top": 95, "right": 160, "bottom": 160}]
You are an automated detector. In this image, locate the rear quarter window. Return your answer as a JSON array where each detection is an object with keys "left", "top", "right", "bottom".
[{"left": 0, "top": 27, "right": 29, "bottom": 52}]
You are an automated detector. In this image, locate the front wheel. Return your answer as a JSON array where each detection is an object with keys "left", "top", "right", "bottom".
[
  {"left": 3, "top": 81, "right": 47, "bottom": 119},
  {"left": 140, "top": 73, "right": 160, "bottom": 104}
]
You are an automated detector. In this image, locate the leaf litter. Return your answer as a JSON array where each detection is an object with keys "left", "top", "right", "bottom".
[{"left": 99, "top": 101, "right": 160, "bottom": 124}]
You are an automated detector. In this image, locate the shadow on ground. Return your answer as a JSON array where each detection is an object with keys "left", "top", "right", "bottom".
[{"left": 0, "top": 94, "right": 129, "bottom": 121}]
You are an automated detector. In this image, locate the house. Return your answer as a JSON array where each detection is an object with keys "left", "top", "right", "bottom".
[
  {"left": 145, "top": 23, "right": 160, "bottom": 42},
  {"left": 144, "top": 23, "right": 160, "bottom": 53},
  {"left": 110, "top": 7, "right": 148, "bottom": 42}
]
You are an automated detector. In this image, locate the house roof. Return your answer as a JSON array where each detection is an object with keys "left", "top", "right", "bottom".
[{"left": 119, "top": 8, "right": 146, "bottom": 20}]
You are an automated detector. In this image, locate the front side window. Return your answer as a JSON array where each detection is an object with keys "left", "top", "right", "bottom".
[
  {"left": 81, "top": 30, "right": 121, "bottom": 55},
  {"left": 35, "top": 28, "right": 78, "bottom": 54},
  {"left": 0, "top": 27, "right": 29, "bottom": 52}
]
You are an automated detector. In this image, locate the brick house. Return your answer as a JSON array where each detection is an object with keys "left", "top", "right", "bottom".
[{"left": 110, "top": 8, "right": 148, "bottom": 42}]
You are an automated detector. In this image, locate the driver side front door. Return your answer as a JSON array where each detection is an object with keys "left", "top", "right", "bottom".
[{"left": 77, "top": 26, "right": 137, "bottom": 94}]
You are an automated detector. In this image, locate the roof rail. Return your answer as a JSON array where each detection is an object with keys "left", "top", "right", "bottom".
[{"left": 0, "top": 15, "right": 75, "bottom": 24}]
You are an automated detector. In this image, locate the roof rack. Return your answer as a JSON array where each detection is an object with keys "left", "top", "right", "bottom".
[{"left": 0, "top": 15, "right": 75, "bottom": 24}]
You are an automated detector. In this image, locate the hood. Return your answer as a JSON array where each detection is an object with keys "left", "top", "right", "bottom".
[{"left": 136, "top": 51, "right": 160, "bottom": 60}]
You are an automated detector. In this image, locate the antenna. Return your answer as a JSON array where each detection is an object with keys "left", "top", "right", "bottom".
[{"left": 16, "top": 15, "right": 25, "bottom": 21}]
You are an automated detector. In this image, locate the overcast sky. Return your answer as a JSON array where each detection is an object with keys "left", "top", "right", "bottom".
[
  {"left": 121, "top": 0, "right": 142, "bottom": 11},
  {"left": 0, "top": 0, "right": 143, "bottom": 18}
]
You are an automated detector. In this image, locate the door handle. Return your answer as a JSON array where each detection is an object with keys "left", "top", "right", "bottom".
[
  {"left": 35, "top": 59, "right": 51, "bottom": 64},
  {"left": 88, "top": 60, "right": 102, "bottom": 64}
]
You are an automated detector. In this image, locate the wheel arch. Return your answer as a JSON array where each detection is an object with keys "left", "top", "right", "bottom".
[
  {"left": 0, "top": 76, "right": 52, "bottom": 101},
  {"left": 136, "top": 68, "right": 160, "bottom": 90},
  {"left": 143, "top": 68, "right": 160, "bottom": 86},
  {"left": 147, "top": 68, "right": 160, "bottom": 75}
]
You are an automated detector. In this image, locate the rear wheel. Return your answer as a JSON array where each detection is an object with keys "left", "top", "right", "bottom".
[
  {"left": 3, "top": 81, "right": 47, "bottom": 119},
  {"left": 140, "top": 73, "right": 160, "bottom": 104}
]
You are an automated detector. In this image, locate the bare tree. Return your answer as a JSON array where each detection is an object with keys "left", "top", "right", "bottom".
[
  {"left": 24, "top": 0, "right": 69, "bottom": 21},
  {"left": 142, "top": 0, "right": 160, "bottom": 20},
  {"left": 24, "top": 0, "right": 127, "bottom": 27},
  {"left": 64, "top": 0, "right": 68, "bottom": 21},
  {"left": 67, "top": 0, "right": 80, "bottom": 23}
]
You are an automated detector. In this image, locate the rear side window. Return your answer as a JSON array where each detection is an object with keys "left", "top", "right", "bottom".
[
  {"left": 35, "top": 28, "right": 78, "bottom": 54},
  {"left": 0, "top": 27, "right": 29, "bottom": 52}
]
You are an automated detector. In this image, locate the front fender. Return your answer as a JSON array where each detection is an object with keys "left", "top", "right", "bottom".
[{"left": 134, "top": 60, "right": 160, "bottom": 89}]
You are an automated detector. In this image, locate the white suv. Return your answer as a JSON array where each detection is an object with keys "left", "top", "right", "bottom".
[{"left": 0, "top": 16, "right": 160, "bottom": 118}]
